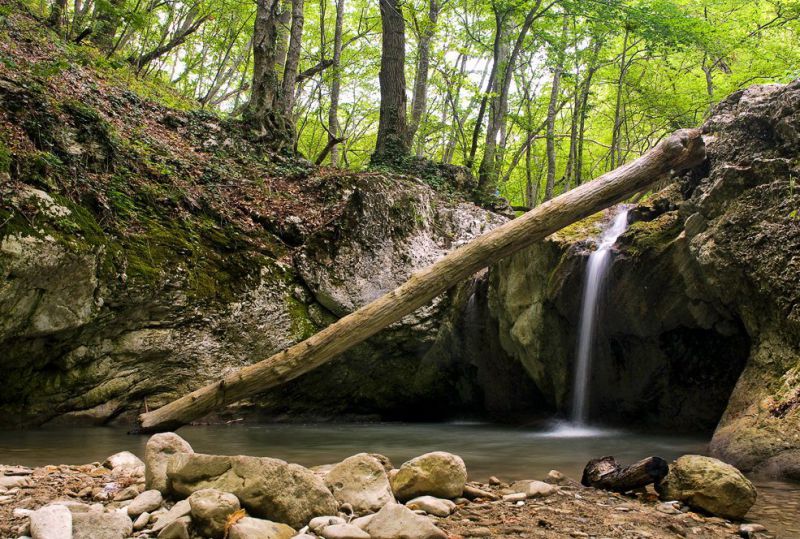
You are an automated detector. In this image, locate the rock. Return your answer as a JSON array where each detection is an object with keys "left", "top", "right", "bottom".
[
  {"left": 227, "top": 517, "right": 296, "bottom": 539},
  {"left": 488, "top": 476, "right": 502, "bottom": 485},
  {"left": 0, "top": 475, "right": 32, "bottom": 488},
  {"left": 655, "top": 455, "right": 757, "bottom": 520},
  {"left": 157, "top": 516, "right": 191, "bottom": 539},
  {"left": 152, "top": 500, "right": 191, "bottom": 533},
  {"left": 405, "top": 495, "right": 456, "bottom": 516},
  {"left": 30, "top": 505, "right": 72, "bottom": 539},
  {"left": 72, "top": 511, "right": 133, "bottom": 539},
  {"left": 188, "top": 488, "right": 241, "bottom": 538},
  {"left": 510, "top": 479, "right": 557, "bottom": 498},
  {"left": 127, "top": 489, "right": 163, "bottom": 516},
  {"left": 112, "top": 485, "right": 140, "bottom": 501},
  {"left": 364, "top": 503, "right": 447, "bottom": 539},
  {"left": 320, "top": 524, "right": 372, "bottom": 539},
  {"left": 309, "top": 516, "right": 346, "bottom": 533},
  {"left": 351, "top": 514, "right": 375, "bottom": 530},
  {"left": 45, "top": 500, "right": 91, "bottom": 513},
  {"left": 547, "top": 470, "right": 566, "bottom": 483},
  {"left": 133, "top": 511, "right": 150, "bottom": 531},
  {"left": 502, "top": 493, "right": 526, "bottom": 502},
  {"left": 103, "top": 451, "right": 145, "bottom": 471},
  {"left": 145, "top": 433, "right": 194, "bottom": 494},
  {"left": 324, "top": 453, "right": 395, "bottom": 513},
  {"left": 739, "top": 523, "right": 767, "bottom": 537},
  {"left": 390, "top": 452, "right": 467, "bottom": 501},
  {"left": 168, "top": 453, "right": 337, "bottom": 529}
]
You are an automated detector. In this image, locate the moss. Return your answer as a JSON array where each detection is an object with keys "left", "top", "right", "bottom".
[
  {"left": 0, "top": 139, "right": 10, "bottom": 173},
  {"left": 552, "top": 211, "right": 606, "bottom": 242},
  {"left": 625, "top": 212, "right": 682, "bottom": 257},
  {"left": 286, "top": 296, "right": 318, "bottom": 341}
]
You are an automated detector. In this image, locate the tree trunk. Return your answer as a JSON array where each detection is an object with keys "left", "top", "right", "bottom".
[
  {"left": 328, "top": 0, "right": 345, "bottom": 166},
  {"left": 610, "top": 27, "right": 630, "bottom": 170},
  {"left": 47, "top": 0, "right": 68, "bottom": 31},
  {"left": 544, "top": 16, "right": 568, "bottom": 201},
  {"left": 372, "top": 0, "right": 409, "bottom": 164},
  {"left": 274, "top": 0, "right": 292, "bottom": 75},
  {"left": 92, "top": 0, "right": 125, "bottom": 51},
  {"left": 582, "top": 456, "right": 669, "bottom": 493},
  {"left": 280, "top": 0, "right": 305, "bottom": 114},
  {"left": 407, "top": 0, "right": 440, "bottom": 154},
  {"left": 137, "top": 129, "right": 705, "bottom": 433}
]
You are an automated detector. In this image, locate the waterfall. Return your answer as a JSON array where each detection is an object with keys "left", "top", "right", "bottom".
[{"left": 570, "top": 207, "right": 630, "bottom": 425}]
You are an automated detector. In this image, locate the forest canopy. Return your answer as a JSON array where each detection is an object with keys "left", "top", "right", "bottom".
[{"left": 33, "top": 0, "right": 800, "bottom": 206}]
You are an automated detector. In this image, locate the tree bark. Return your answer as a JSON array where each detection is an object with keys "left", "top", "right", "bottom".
[
  {"left": 137, "top": 129, "right": 705, "bottom": 433},
  {"left": 280, "top": 0, "right": 305, "bottom": 114},
  {"left": 327, "top": 0, "right": 345, "bottom": 166},
  {"left": 544, "top": 15, "right": 568, "bottom": 202},
  {"left": 582, "top": 456, "right": 669, "bottom": 493},
  {"left": 47, "top": 0, "right": 68, "bottom": 31},
  {"left": 407, "top": 0, "right": 440, "bottom": 155},
  {"left": 372, "top": 0, "right": 409, "bottom": 164}
]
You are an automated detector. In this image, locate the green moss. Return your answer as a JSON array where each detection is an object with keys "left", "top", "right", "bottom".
[
  {"left": 625, "top": 212, "right": 681, "bottom": 257},
  {"left": 552, "top": 211, "right": 605, "bottom": 242},
  {"left": 0, "top": 140, "right": 10, "bottom": 173},
  {"left": 286, "top": 296, "right": 318, "bottom": 340}
]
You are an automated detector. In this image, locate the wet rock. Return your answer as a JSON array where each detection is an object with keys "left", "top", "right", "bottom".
[
  {"left": 145, "top": 433, "right": 194, "bottom": 494},
  {"left": 30, "top": 505, "right": 72, "bottom": 539},
  {"left": 656, "top": 455, "right": 757, "bottom": 519},
  {"left": 157, "top": 516, "right": 191, "bottom": 539},
  {"left": 168, "top": 453, "right": 337, "bottom": 529},
  {"left": 188, "top": 488, "right": 241, "bottom": 538},
  {"left": 405, "top": 495, "right": 456, "bottom": 516},
  {"left": 127, "top": 489, "right": 163, "bottom": 516},
  {"left": 227, "top": 516, "right": 296, "bottom": 539},
  {"left": 151, "top": 499, "right": 191, "bottom": 533},
  {"left": 390, "top": 452, "right": 467, "bottom": 501},
  {"left": 364, "top": 503, "right": 447, "bottom": 539},
  {"left": 324, "top": 453, "right": 395, "bottom": 513},
  {"left": 72, "top": 511, "right": 133, "bottom": 539},
  {"left": 320, "top": 523, "right": 371, "bottom": 539},
  {"left": 510, "top": 479, "right": 557, "bottom": 498}
]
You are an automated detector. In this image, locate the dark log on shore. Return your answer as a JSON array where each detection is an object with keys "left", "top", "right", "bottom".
[{"left": 581, "top": 456, "right": 669, "bottom": 493}]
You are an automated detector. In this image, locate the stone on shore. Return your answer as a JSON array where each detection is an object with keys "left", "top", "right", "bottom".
[
  {"left": 145, "top": 433, "right": 194, "bottom": 494},
  {"left": 655, "top": 455, "right": 757, "bottom": 520},
  {"left": 72, "top": 511, "right": 133, "bottom": 539},
  {"left": 309, "top": 516, "right": 346, "bottom": 533},
  {"left": 188, "top": 488, "right": 241, "bottom": 538},
  {"left": 127, "top": 489, "right": 163, "bottom": 517},
  {"left": 364, "top": 503, "right": 447, "bottom": 539},
  {"left": 30, "top": 504, "right": 72, "bottom": 539},
  {"left": 320, "top": 523, "right": 371, "bottom": 539},
  {"left": 390, "top": 452, "right": 467, "bottom": 501},
  {"left": 405, "top": 495, "right": 456, "bottom": 516},
  {"left": 167, "top": 453, "right": 337, "bottom": 529},
  {"left": 157, "top": 515, "right": 191, "bottom": 539},
  {"left": 511, "top": 479, "right": 558, "bottom": 498},
  {"left": 152, "top": 499, "right": 191, "bottom": 533},
  {"left": 133, "top": 511, "right": 150, "bottom": 531},
  {"left": 226, "top": 516, "right": 295, "bottom": 539},
  {"left": 324, "top": 453, "right": 395, "bottom": 512},
  {"left": 103, "top": 451, "right": 145, "bottom": 472}
]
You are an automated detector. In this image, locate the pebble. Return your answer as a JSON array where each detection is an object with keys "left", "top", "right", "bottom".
[
  {"left": 466, "top": 527, "right": 492, "bottom": 537},
  {"left": 309, "top": 516, "right": 346, "bottom": 533},
  {"left": 502, "top": 493, "right": 526, "bottom": 503},
  {"left": 127, "top": 489, "right": 163, "bottom": 516},
  {"left": 133, "top": 512, "right": 150, "bottom": 531}
]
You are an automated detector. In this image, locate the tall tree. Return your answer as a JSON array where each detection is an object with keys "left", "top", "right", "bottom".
[
  {"left": 544, "top": 14, "right": 568, "bottom": 202},
  {"left": 327, "top": 0, "right": 346, "bottom": 165},
  {"left": 407, "top": 0, "right": 442, "bottom": 155}
]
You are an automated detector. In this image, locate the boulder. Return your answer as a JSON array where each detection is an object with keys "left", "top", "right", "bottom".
[
  {"left": 510, "top": 479, "right": 557, "bottom": 498},
  {"left": 103, "top": 451, "right": 145, "bottom": 471},
  {"left": 72, "top": 511, "right": 133, "bottom": 539},
  {"left": 405, "top": 495, "right": 455, "bottom": 517},
  {"left": 30, "top": 504, "right": 72, "bottom": 539},
  {"left": 655, "top": 455, "right": 757, "bottom": 520},
  {"left": 227, "top": 516, "right": 295, "bottom": 539},
  {"left": 324, "top": 453, "right": 395, "bottom": 512},
  {"left": 133, "top": 511, "right": 150, "bottom": 531},
  {"left": 152, "top": 500, "right": 191, "bottom": 533},
  {"left": 167, "top": 453, "right": 337, "bottom": 529},
  {"left": 390, "top": 452, "right": 467, "bottom": 501},
  {"left": 309, "top": 516, "right": 346, "bottom": 533},
  {"left": 145, "top": 433, "right": 194, "bottom": 494},
  {"left": 127, "top": 489, "right": 163, "bottom": 517},
  {"left": 320, "top": 523, "right": 371, "bottom": 539},
  {"left": 188, "top": 488, "right": 241, "bottom": 538},
  {"left": 364, "top": 503, "right": 447, "bottom": 539},
  {"left": 157, "top": 515, "right": 191, "bottom": 539}
]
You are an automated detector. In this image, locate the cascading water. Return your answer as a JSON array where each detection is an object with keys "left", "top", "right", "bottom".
[{"left": 570, "top": 206, "right": 630, "bottom": 426}]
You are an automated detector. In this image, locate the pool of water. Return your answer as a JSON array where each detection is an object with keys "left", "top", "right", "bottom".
[{"left": 0, "top": 422, "right": 797, "bottom": 536}]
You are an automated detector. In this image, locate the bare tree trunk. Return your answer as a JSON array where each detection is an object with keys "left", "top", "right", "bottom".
[
  {"left": 575, "top": 39, "right": 603, "bottom": 186},
  {"left": 92, "top": 0, "right": 125, "bottom": 51},
  {"left": 544, "top": 15, "right": 568, "bottom": 201},
  {"left": 407, "top": 0, "right": 440, "bottom": 155},
  {"left": 47, "top": 0, "right": 68, "bottom": 31},
  {"left": 137, "top": 129, "right": 706, "bottom": 433},
  {"left": 328, "top": 0, "right": 345, "bottom": 166},
  {"left": 274, "top": 0, "right": 292, "bottom": 75},
  {"left": 280, "top": 0, "right": 305, "bottom": 114},
  {"left": 372, "top": 0, "right": 409, "bottom": 163},
  {"left": 610, "top": 27, "right": 630, "bottom": 170}
]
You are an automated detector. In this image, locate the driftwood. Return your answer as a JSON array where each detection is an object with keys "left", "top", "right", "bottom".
[
  {"left": 137, "top": 128, "right": 705, "bottom": 433},
  {"left": 581, "top": 456, "right": 669, "bottom": 492}
]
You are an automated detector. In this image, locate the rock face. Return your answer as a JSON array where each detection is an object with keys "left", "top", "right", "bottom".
[
  {"left": 656, "top": 455, "right": 757, "bottom": 520},
  {"left": 167, "top": 453, "right": 337, "bottom": 529},
  {"left": 323, "top": 453, "right": 394, "bottom": 513},
  {"left": 390, "top": 452, "right": 467, "bottom": 501}
]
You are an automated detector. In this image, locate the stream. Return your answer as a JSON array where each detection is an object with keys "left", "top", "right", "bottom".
[{"left": 0, "top": 422, "right": 797, "bottom": 536}]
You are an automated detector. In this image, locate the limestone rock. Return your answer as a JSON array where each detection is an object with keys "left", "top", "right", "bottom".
[
  {"left": 103, "top": 451, "right": 144, "bottom": 471},
  {"left": 309, "top": 516, "right": 346, "bottom": 533},
  {"left": 145, "top": 433, "right": 194, "bottom": 494},
  {"left": 157, "top": 516, "right": 191, "bottom": 539},
  {"left": 364, "top": 503, "right": 447, "bottom": 539},
  {"left": 227, "top": 517, "right": 296, "bottom": 539},
  {"left": 324, "top": 453, "right": 395, "bottom": 512},
  {"left": 405, "top": 495, "right": 455, "bottom": 516},
  {"left": 30, "top": 505, "right": 72, "bottom": 539},
  {"left": 320, "top": 523, "right": 371, "bottom": 539},
  {"left": 390, "top": 452, "right": 467, "bottom": 501},
  {"left": 188, "top": 488, "right": 241, "bottom": 538},
  {"left": 168, "top": 453, "right": 337, "bottom": 529},
  {"left": 127, "top": 489, "right": 163, "bottom": 516},
  {"left": 133, "top": 511, "right": 150, "bottom": 531},
  {"left": 152, "top": 500, "right": 191, "bottom": 533},
  {"left": 510, "top": 479, "right": 557, "bottom": 498},
  {"left": 655, "top": 455, "right": 757, "bottom": 519},
  {"left": 72, "top": 511, "right": 133, "bottom": 539}
]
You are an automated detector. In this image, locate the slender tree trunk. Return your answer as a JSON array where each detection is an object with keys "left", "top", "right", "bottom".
[
  {"left": 247, "top": 0, "right": 282, "bottom": 121},
  {"left": 138, "top": 129, "right": 706, "bottom": 433},
  {"left": 92, "top": 0, "right": 125, "bottom": 51},
  {"left": 47, "top": 0, "right": 68, "bottom": 31},
  {"left": 275, "top": 0, "right": 292, "bottom": 75},
  {"left": 407, "top": 0, "right": 440, "bottom": 155},
  {"left": 544, "top": 15, "right": 568, "bottom": 201},
  {"left": 610, "top": 27, "right": 630, "bottom": 170},
  {"left": 372, "top": 0, "right": 409, "bottom": 164},
  {"left": 280, "top": 0, "right": 305, "bottom": 114},
  {"left": 575, "top": 39, "right": 602, "bottom": 186},
  {"left": 328, "top": 0, "right": 345, "bottom": 166}
]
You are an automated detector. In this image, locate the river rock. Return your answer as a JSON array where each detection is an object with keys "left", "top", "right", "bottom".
[
  {"left": 324, "top": 453, "right": 395, "bottom": 512},
  {"left": 133, "top": 511, "right": 150, "bottom": 530},
  {"left": 227, "top": 516, "right": 295, "bottom": 539},
  {"left": 405, "top": 495, "right": 456, "bottom": 516},
  {"left": 103, "top": 451, "right": 145, "bottom": 472},
  {"left": 511, "top": 479, "right": 557, "bottom": 498},
  {"left": 145, "top": 433, "right": 194, "bottom": 494},
  {"left": 30, "top": 504, "right": 72, "bottom": 539},
  {"left": 168, "top": 453, "right": 337, "bottom": 529},
  {"left": 390, "top": 452, "right": 467, "bottom": 501},
  {"left": 364, "top": 503, "right": 447, "bottom": 539},
  {"left": 152, "top": 499, "right": 192, "bottom": 533},
  {"left": 72, "top": 511, "right": 133, "bottom": 539},
  {"left": 127, "top": 489, "right": 163, "bottom": 516},
  {"left": 309, "top": 516, "right": 346, "bottom": 533},
  {"left": 189, "top": 488, "right": 241, "bottom": 538},
  {"left": 320, "top": 523, "right": 371, "bottom": 539},
  {"left": 157, "top": 516, "right": 191, "bottom": 539},
  {"left": 655, "top": 455, "right": 757, "bottom": 519}
]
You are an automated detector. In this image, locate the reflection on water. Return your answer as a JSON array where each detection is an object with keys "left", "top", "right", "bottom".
[{"left": 0, "top": 422, "right": 798, "bottom": 536}]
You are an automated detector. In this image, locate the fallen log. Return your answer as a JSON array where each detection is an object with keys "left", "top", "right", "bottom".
[
  {"left": 137, "top": 128, "right": 705, "bottom": 433},
  {"left": 581, "top": 456, "right": 669, "bottom": 493}
]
